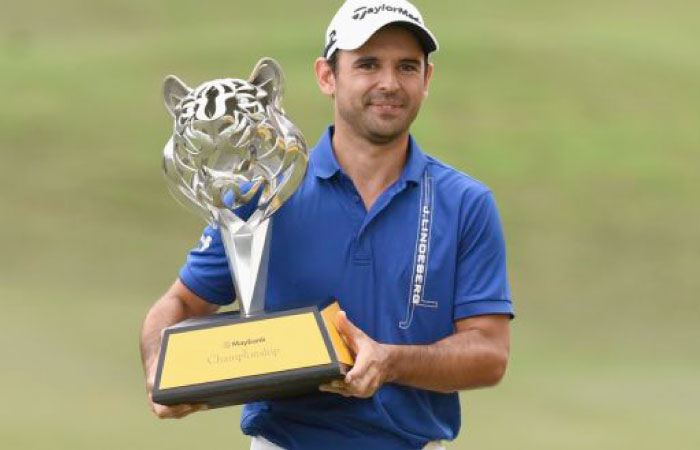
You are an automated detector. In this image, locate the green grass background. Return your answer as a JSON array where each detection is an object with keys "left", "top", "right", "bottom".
[{"left": 1, "top": 0, "right": 698, "bottom": 448}]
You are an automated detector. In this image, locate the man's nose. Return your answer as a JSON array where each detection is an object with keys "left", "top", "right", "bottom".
[{"left": 377, "top": 67, "right": 400, "bottom": 92}]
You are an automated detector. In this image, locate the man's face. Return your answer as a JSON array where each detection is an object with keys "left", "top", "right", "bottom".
[{"left": 330, "top": 26, "right": 433, "bottom": 145}]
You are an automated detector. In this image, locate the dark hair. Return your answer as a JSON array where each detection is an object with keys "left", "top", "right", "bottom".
[{"left": 326, "top": 51, "right": 340, "bottom": 74}]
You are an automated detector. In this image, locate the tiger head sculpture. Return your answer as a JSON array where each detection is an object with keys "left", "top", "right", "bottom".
[{"left": 162, "top": 58, "right": 308, "bottom": 227}]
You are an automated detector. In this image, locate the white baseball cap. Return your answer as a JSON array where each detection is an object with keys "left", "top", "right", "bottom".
[{"left": 323, "top": 0, "right": 439, "bottom": 59}]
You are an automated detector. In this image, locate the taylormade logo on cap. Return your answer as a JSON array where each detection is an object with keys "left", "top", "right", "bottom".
[
  {"left": 352, "top": 4, "right": 422, "bottom": 23},
  {"left": 323, "top": 0, "right": 438, "bottom": 59}
]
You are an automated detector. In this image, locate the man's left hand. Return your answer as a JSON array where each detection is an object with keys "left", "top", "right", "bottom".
[{"left": 319, "top": 311, "right": 394, "bottom": 398}]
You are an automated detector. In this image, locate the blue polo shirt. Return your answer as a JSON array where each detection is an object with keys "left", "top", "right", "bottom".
[{"left": 179, "top": 127, "right": 513, "bottom": 449}]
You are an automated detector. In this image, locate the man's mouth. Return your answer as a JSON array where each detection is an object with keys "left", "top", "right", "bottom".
[{"left": 368, "top": 102, "right": 404, "bottom": 113}]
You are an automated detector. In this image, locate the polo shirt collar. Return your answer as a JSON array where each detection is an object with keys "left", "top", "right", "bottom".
[
  {"left": 311, "top": 126, "right": 428, "bottom": 184},
  {"left": 311, "top": 127, "right": 341, "bottom": 179},
  {"left": 401, "top": 133, "right": 428, "bottom": 185}
]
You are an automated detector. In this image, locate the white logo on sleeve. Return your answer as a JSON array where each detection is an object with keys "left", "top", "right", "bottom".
[
  {"left": 197, "top": 235, "right": 212, "bottom": 252},
  {"left": 399, "top": 171, "right": 437, "bottom": 329}
]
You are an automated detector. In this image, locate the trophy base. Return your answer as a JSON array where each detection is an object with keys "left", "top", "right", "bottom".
[{"left": 152, "top": 302, "right": 353, "bottom": 408}]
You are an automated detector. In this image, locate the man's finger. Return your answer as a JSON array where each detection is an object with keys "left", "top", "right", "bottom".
[
  {"left": 156, "top": 404, "right": 187, "bottom": 419},
  {"left": 352, "top": 378, "right": 373, "bottom": 398},
  {"left": 319, "top": 383, "right": 352, "bottom": 397},
  {"left": 170, "top": 405, "right": 194, "bottom": 419},
  {"left": 348, "top": 364, "right": 377, "bottom": 396},
  {"left": 169, "top": 405, "right": 198, "bottom": 419},
  {"left": 180, "top": 404, "right": 209, "bottom": 417},
  {"left": 154, "top": 403, "right": 207, "bottom": 419},
  {"left": 345, "top": 352, "right": 369, "bottom": 384},
  {"left": 335, "top": 311, "right": 362, "bottom": 353}
]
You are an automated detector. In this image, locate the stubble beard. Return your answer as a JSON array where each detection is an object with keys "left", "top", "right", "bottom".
[{"left": 336, "top": 92, "right": 421, "bottom": 146}]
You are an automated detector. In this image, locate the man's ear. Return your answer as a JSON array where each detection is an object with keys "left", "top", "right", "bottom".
[
  {"left": 314, "top": 57, "right": 336, "bottom": 98},
  {"left": 163, "top": 75, "right": 191, "bottom": 118},
  {"left": 423, "top": 62, "right": 434, "bottom": 99}
]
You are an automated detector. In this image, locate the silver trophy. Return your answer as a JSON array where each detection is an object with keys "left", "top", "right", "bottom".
[{"left": 162, "top": 58, "right": 308, "bottom": 317}]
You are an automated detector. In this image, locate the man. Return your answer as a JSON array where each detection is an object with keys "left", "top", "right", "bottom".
[{"left": 140, "top": 1, "right": 513, "bottom": 449}]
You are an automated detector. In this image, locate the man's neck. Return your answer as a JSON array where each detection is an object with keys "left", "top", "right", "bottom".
[{"left": 331, "top": 123, "right": 410, "bottom": 211}]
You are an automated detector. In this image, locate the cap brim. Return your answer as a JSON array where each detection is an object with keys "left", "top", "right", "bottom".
[
  {"left": 330, "top": 19, "right": 439, "bottom": 58},
  {"left": 392, "top": 21, "right": 438, "bottom": 54}
]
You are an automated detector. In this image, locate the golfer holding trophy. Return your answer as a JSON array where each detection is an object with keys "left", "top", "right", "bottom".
[{"left": 140, "top": 1, "right": 513, "bottom": 449}]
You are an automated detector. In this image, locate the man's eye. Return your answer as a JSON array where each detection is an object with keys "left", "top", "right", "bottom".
[
  {"left": 400, "top": 64, "right": 419, "bottom": 72},
  {"left": 358, "top": 62, "right": 377, "bottom": 70}
]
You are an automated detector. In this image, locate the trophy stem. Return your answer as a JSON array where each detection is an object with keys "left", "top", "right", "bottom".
[{"left": 218, "top": 211, "right": 272, "bottom": 317}]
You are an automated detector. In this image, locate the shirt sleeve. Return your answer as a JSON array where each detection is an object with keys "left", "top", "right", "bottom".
[
  {"left": 178, "top": 225, "right": 236, "bottom": 305},
  {"left": 453, "top": 191, "right": 514, "bottom": 321}
]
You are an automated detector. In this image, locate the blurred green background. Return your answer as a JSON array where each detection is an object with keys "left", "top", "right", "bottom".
[{"left": 1, "top": 0, "right": 698, "bottom": 448}]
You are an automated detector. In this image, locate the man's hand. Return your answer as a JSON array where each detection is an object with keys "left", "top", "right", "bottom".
[
  {"left": 145, "top": 359, "right": 208, "bottom": 419},
  {"left": 319, "top": 311, "right": 510, "bottom": 396},
  {"left": 319, "top": 311, "right": 395, "bottom": 398},
  {"left": 140, "top": 280, "right": 219, "bottom": 419}
]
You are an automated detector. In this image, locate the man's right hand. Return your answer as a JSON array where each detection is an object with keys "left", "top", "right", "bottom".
[
  {"left": 140, "top": 280, "right": 220, "bottom": 419},
  {"left": 146, "top": 360, "right": 208, "bottom": 419}
]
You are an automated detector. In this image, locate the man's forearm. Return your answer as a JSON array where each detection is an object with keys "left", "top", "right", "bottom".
[
  {"left": 141, "top": 280, "right": 218, "bottom": 418},
  {"left": 386, "top": 323, "right": 510, "bottom": 393},
  {"left": 140, "top": 280, "right": 220, "bottom": 375},
  {"left": 139, "top": 294, "right": 191, "bottom": 373},
  {"left": 328, "top": 313, "right": 510, "bottom": 398}
]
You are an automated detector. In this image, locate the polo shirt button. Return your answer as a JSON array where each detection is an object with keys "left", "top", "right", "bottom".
[{"left": 353, "top": 195, "right": 361, "bottom": 203}]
